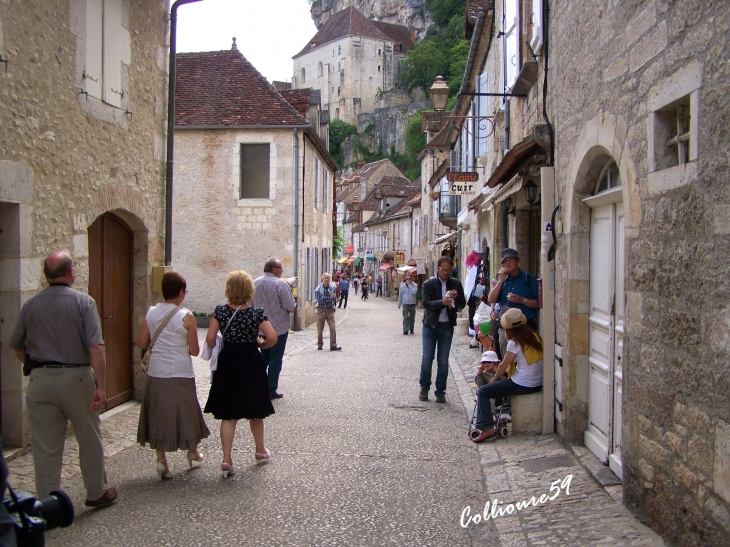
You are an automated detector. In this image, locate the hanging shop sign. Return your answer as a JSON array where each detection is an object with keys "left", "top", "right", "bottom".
[
  {"left": 447, "top": 172, "right": 478, "bottom": 195},
  {"left": 393, "top": 252, "right": 406, "bottom": 265},
  {"left": 345, "top": 245, "right": 354, "bottom": 254}
]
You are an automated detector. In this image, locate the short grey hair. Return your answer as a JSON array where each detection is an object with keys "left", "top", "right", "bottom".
[
  {"left": 263, "top": 257, "right": 280, "bottom": 273},
  {"left": 321, "top": 272, "right": 331, "bottom": 281}
]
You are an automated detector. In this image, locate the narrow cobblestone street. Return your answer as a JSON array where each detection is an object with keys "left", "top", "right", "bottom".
[{"left": 7, "top": 294, "right": 666, "bottom": 546}]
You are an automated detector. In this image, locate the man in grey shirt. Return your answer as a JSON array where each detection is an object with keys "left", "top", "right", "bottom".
[
  {"left": 253, "top": 257, "right": 297, "bottom": 399},
  {"left": 397, "top": 272, "right": 418, "bottom": 335},
  {"left": 9, "top": 252, "right": 117, "bottom": 507}
]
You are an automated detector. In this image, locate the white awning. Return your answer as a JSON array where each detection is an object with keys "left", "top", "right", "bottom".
[
  {"left": 481, "top": 176, "right": 524, "bottom": 212},
  {"left": 432, "top": 232, "right": 457, "bottom": 245}
]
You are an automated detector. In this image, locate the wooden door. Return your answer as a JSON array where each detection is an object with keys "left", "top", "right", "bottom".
[
  {"left": 88, "top": 214, "right": 133, "bottom": 411},
  {"left": 585, "top": 200, "right": 624, "bottom": 479}
]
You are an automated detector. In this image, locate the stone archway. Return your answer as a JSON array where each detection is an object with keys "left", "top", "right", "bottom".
[{"left": 558, "top": 113, "right": 639, "bottom": 447}]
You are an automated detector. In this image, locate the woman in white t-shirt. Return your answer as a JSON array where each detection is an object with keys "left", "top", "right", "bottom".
[
  {"left": 136, "top": 272, "right": 210, "bottom": 480},
  {"left": 471, "top": 308, "right": 543, "bottom": 443}
]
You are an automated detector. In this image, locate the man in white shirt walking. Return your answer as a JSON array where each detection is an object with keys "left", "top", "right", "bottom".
[{"left": 253, "top": 258, "right": 297, "bottom": 399}]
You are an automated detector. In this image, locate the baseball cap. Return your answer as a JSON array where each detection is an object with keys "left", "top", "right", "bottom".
[
  {"left": 501, "top": 248, "right": 520, "bottom": 263},
  {"left": 500, "top": 307, "right": 526, "bottom": 329},
  {"left": 480, "top": 351, "right": 500, "bottom": 363}
]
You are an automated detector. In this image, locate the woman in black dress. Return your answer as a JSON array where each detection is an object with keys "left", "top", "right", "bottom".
[{"left": 204, "top": 270, "right": 277, "bottom": 478}]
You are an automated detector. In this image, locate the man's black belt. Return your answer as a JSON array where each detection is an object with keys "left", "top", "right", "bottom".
[{"left": 37, "top": 363, "right": 90, "bottom": 368}]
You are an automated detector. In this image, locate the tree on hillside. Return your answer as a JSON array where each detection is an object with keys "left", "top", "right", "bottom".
[
  {"left": 425, "top": 0, "right": 466, "bottom": 28},
  {"left": 329, "top": 119, "right": 358, "bottom": 169}
]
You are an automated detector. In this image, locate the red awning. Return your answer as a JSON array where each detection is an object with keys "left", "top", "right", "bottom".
[
  {"left": 345, "top": 257, "right": 357, "bottom": 264},
  {"left": 378, "top": 263, "right": 394, "bottom": 271}
]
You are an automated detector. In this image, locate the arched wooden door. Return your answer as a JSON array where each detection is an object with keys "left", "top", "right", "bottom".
[{"left": 88, "top": 213, "right": 133, "bottom": 411}]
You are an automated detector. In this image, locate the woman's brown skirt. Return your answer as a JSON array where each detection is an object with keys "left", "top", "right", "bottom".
[{"left": 137, "top": 376, "right": 210, "bottom": 452}]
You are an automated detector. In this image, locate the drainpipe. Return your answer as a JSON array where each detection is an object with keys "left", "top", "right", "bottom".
[
  {"left": 293, "top": 128, "right": 300, "bottom": 329},
  {"left": 165, "top": 0, "right": 203, "bottom": 266}
]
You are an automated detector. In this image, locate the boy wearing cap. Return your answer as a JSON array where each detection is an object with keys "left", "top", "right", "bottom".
[
  {"left": 487, "top": 247, "right": 539, "bottom": 357},
  {"left": 475, "top": 351, "right": 500, "bottom": 386}
]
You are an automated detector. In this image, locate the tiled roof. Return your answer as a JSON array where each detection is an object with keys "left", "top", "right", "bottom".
[
  {"left": 279, "top": 89, "right": 314, "bottom": 117},
  {"left": 175, "top": 47, "right": 307, "bottom": 127},
  {"left": 372, "top": 21, "right": 415, "bottom": 51},
  {"left": 293, "top": 7, "right": 412, "bottom": 59},
  {"left": 272, "top": 81, "right": 292, "bottom": 91}
]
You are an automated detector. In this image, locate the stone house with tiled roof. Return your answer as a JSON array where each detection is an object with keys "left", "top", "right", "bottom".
[
  {"left": 292, "top": 6, "right": 415, "bottom": 125},
  {"left": 173, "top": 42, "right": 337, "bottom": 329}
]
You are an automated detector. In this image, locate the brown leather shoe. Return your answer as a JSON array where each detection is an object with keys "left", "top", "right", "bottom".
[{"left": 85, "top": 487, "right": 118, "bottom": 508}]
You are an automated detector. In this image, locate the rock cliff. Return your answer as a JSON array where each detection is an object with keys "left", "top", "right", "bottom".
[{"left": 311, "top": 0, "right": 431, "bottom": 38}]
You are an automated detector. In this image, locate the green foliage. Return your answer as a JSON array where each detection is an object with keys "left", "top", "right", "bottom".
[
  {"left": 329, "top": 119, "right": 358, "bottom": 169},
  {"left": 401, "top": 12, "right": 470, "bottom": 97},
  {"left": 364, "top": 122, "right": 376, "bottom": 134},
  {"left": 425, "top": 0, "right": 465, "bottom": 28},
  {"left": 332, "top": 226, "right": 344, "bottom": 256}
]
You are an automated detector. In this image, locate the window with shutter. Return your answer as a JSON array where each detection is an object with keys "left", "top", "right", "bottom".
[
  {"left": 531, "top": 0, "right": 543, "bottom": 52},
  {"left": 503, "top": 0, "right": 519, "bottom": 91},
  {"left": 84, "top": 0, "right": 124, "bottom": 107},
  {"left": 85, "top": 0, "right": 103, "bottom": 99},
  {"left": 314, "top": 158, "right": 320, "bottom": 209}
]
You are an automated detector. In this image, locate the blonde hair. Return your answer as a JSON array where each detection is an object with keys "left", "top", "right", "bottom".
[{"left": 225, "top": 270, "right": 255, "bottom": 305}]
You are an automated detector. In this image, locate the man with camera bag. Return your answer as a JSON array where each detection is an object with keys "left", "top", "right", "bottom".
[{"left": 9, "top": 252, "right": 117, "bottom": 508}]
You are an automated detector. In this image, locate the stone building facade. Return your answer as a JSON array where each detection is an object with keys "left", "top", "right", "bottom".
[
  {"left": 292, "top": 6, "right": 415, "bottom": 126},
  {"left": 550, "top": 2, "right": 730, "bottom": 544},
  {"left": 423, "top": 0, "right": 730, "bottom": 544},
  {"left": 0, "top": 0, "right": 169, "bottom": 448},
  {"left": 172, "top": 46, "right": 337, "bottom": 330}
]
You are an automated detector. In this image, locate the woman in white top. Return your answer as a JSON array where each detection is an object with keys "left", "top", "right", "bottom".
[
  {"left": 471, "top": 308, "right": 543, "bottom": 443},
  {"left": 136, "top": 272, "right": 210, "bottom": 480}
]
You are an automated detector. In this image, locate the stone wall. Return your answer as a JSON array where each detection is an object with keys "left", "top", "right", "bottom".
[
  {"left": 550, "top": 1, "right": 730, "bottom": 544},
  {"left": 0, "top": 0, "right": 169, "bottom": 447},
  {"left": 172, "top": 128, "right": 334, "bottom": 329}
]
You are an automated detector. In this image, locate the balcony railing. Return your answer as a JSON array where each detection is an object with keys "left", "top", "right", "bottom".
[{"left": 437, "top": 192, "right": 460, "bottom": 229}]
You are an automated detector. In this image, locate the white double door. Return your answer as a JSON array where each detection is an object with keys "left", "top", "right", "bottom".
[{"left": 584, "top": 195, "right": 625, "bottom": 479}]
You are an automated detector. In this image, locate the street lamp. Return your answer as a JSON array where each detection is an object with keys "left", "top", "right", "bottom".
[
  {"left": 429, "top": 75, "right": 450, "bottom": 112},
  {"left": 524, "top": 179, "right": 539, "bottom": 206},
  {"left": 503, "top": 196, "right": 516, "bottom": 215},
  {"left": 428, "top": 76, "right": 496, "bottom": 140}
]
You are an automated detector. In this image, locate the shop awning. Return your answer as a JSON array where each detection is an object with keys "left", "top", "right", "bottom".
[
  {"left": 432, "top": 232, "right": 457, "bottom": 245},
  {"left": 366, "top": 255, "right": 376, "bottom": 261},
  {"left": 337, "top": 256, "right": 349, "bottom": 264},
  {"left": 354, "top": 257, "right": 363, "bottom": 265},
  {"left": 345, "top": 257, "right": 357, "bottom": 264},
  {"left": 396, "top": 265, "right": 417, "bottom": 274},
  {"left": 485, "top": 136, "right": 541, "bottom": 188},
  {"left": 378, "top": 263, "right": 394, "bottom": 272}
]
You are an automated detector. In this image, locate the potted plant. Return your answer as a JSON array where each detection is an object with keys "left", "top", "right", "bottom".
[
  {"left": 429, "top": 191, "right": 440, "bottom": 201},
  {"left": 192, "top": 312, "right": 211, "bottom": 329}
]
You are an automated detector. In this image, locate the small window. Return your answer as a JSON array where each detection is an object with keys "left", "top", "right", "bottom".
[
  {"left": 654, "top": 99, "right": 691, "bottom": 170},
  {"left": 318, "top": 62, "right": 323, "bottom": 77},
  {"left": 378, "top": 48, "right": 381, "bottom": 55},
  {"left": 301, "top": 68, "right": 306, "bottom": 83},
  {"left": 336, "top": 108, "right": 340, "bottom": 119},
  {"left": 338, "top": 62, "right": 341, "bottom": 71},
  {"left": 239, "top": 143, "right": 270, "bottom": 199},
  {"left": 378, "top": 66, "right": 381, "bottom": 72},
  {"left": 593, "top": 160, "right": 621, "bottom": 195},
  {"left": 338, "top": 45, "right": 341, "bottom": 55},
  {"left": 337, "top": 87, "right": 340, "bottom": 96}
]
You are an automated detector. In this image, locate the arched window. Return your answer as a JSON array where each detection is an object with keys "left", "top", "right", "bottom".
[
  {"left": 335, "top": 108, "right": 340, "bottom": 119},
  {"left": 318, "top": 62, "right": 323, "bottom": 77},
  {"left": 378, "top": 66, "right": 381, "bottom": 72},
  {"left": 378, "top": 48, "right": 381, "bottom": 55},
  {"left": 593, "top": 159, "right": 621, "bottom": 195},
  {"left": 337, "top": 87, "right": 340, "bottom": 96},
  {"left": 301, "top": 68, "right": 305, "bottom": 83}
]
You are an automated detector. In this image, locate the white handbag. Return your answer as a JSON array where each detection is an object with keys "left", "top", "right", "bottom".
[{"left": 204, "top": 305, "right": 242, "bottom": 371}]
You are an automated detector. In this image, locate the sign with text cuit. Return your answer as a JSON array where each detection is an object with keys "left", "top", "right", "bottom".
[
  {"left": 393, "top": 252, "right": 405, "bottom": 265},
  {"left": 345, "top": 245, "right": 354, "bottom": 254}
]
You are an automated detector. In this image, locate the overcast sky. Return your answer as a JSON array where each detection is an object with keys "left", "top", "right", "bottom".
[{"left": 176, "top": 0, "right": 317, "bottom": 83}]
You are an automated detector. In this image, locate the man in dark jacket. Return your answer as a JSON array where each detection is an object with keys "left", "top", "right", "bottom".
[{"left": 418, "top": 256, "right": 466, "bottom": 403}]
